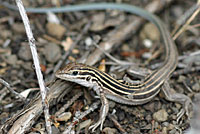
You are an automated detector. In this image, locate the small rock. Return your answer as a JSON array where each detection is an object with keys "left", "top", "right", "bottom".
[
  {"left": 76, "top": 119, "right": 91, "bottom": 131},
  {"left": 192, "top": 82, "right": 200, "bottom": 92},
  {"left": 90, "top": 13, "right": 124, "bottom": 32},
  {"left": 144, "top": 101, "right": 161, "bottom": 112},
  {"left": 154, "top": 121, "right": 159, "bottom": 128},
  {"left": 162, "top": 122, "right": 169, "bottom": 127},
  {"left": 194, "top": 93, "right": 200, "bottom": 102},
  {"left": 153, "top": 109, "right": 168, "bottom": 122},
  {"left": 168, "top": 123, "right": 175, "bottom": 130},
  {"left": 121, "top": 44, "right": 130, "bottom": 51},
  {"left": 12, "top": 23, "right": 25, "bottom": 34},
  {"left": 117, "top": 111, "right": 125, "bottom": 121},
  {"left": 130, "top": 128, "right": 141, "bottom": 134},
  {"left": 72, "top": 49, "right": 79, "bottom": 54},
  {"left": 56, "top": 112, "right": 72, "bottom": 122},
  {"left": 140, "top": 23, "right": 160, "bottom": 41},
  {"left": 171, "top": 6, "right": 183, "bottom": 18},
  {"left": 35, "top": 122, "right": 45, "bottom": 132},
  {"left": 171, "top": 105, "right": 179, "bottom": 114},
  {"left": 61, "top": 37, "right": 73, "bottom": 51},
  {"left": 177, "top": 75, "right": 186, "bottom": 83},
  {"left": 175, "top": 103, "right": 181, "bottom": 110},
  {"left": 162, "top": 127, "right": 168, "bottom": 134},
  {"left": 46, "top": 22, "right": 66, "bottom": 39},
  {"left": 109, "top": 101, "right": 116, "bottom": 109},
  {"left": 43, "top": 43, "right": 61, "bottom": 63},
  {"left": 143, "top": 39, "right": 153, "bottom": 48},
  {"left": 68, "top": 56, "right": 76, "bottom": 62},
  {"left": 21, "top": 62, "right": 33, "bottom": 71},
  {"left": 183, "top": 55, "right": 200, "bottom": 64},
  {"left": 142, "top": 52, "right": 152, "bottom": 59},
  {"left": 169, "top": 129, "right": 177, "bottom": 134},
  {"left": 102, "top": 127, "right": 117, "bottom": 134},
  {"left": 90, "top": 13, "right": 105, "bottom": 31},
  {"left": 18, "top": 43, "right": 32, "bottom": 61},
  {"left": 104, "top": 120, "right": 114, "bottom": 129},
  {"left": 145, "top": 114, "right": 152, "bottom": 122},
  {"left": 85, "top": 37, "right": 93, "bottom": 46},
  {"left": 141, "top": 124, "right": 151, "bottom": 129},
  {"left": 52, "top": 126, "right": 60, "bottom": 134},
  {"left": 5, "top": 54, "right": 18, "bottom": 65},
  {"left": 47, "top": 12, "right": 60, "bottom": 24},
  {"left": 29, "top": 132, "right": 41, "bottom": 134},
  {"left": 0, "top": 29, "right": 12, "bottom": 39}
]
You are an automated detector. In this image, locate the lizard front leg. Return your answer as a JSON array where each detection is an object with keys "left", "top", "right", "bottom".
[{"left": 89, "top": 87, "right": 109, "bottom": 132}]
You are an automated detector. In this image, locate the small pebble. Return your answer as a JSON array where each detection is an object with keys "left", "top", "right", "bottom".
[
  {"left": 109, "top": 101, "right": 116, "bottom": 109},
  {"left": 76, "top": 119, "right": 91, "bottom": 131},
  {"left": 47, "top": 12, "right": 60, "bottom": 24},
  {"left": 52, "top": 126, "right": 60, "bottom": 134},
  {"left": 0, "top": 29, "right": 12, "bottom": 39},
  {"left": 121, "top": 44, "right": 130, "bottom": 51},
  {"left": 117, "top": 111, "right": 125, "bottom": 121},
  {"left": 153, "top": 109, "right": 168, "bottom": 122},
  {"left": 143, "top": 39, "right": 152, "bottom": 48},
  {"left": 21, "top": 62, "right": 33, "bottom": 71},
  {"left": 56, "top": 112, "right": 72, "bottom": 122},
  {"left": 162, "top": 127, "right": 168, "bottom": 134},
  {"left": 169, "top": 128, "right": 177, "bottom": 134},
  {"left": 145, "top": 114, "right": 152, "bottom": 122},
  {"left": 140, "top": 23, "right": 160, "bottom": 41},
  {"left": 12, "top": 23, "right": 25, "bottom": 34},
  {"left": 85, "top": 37, "right": 93, "bottom": 46},
  {"left": 192, "top": 82, "right": 200, "bottom": 92},
  {"left": 162, "top": 122, "right": 169, "bottom": 127},
  {"left": 68, "top": 56, "right": 76, "bottom": 62},
  {"left": 183, "top": 55, "right": 200, "bottom": 64},
  {"left": 142, "top": 52, "right": 152, "bottom": 59},
  {"left": 46, "top": 22, "right": 66, "bottom": 39},
  {"left": 175, "top": 103, "right": 181, "bottom": 110},
  {"left": 72, "top": 49, "right": 79, "bottom": 54},
  {"left": 141, "top": 124, "right": 151, "bottom": 129},
  {"left": 43, "top": 43, "right": 61, "bottom": 63},
  {"left": 102, "top": 127, "right": 117, "bottom": 134},
  {"left": 18, "top": 43, "right": 32, "bottom": 61},
  {"left": 171, "top": 6, "right": 183, "bottom": 18},
  {"left": 177, "top": 75, "right": 186, "bottom": 83},
  {"left": 90, "top": 13, "right": 105, "bottom": 31},
  {"left": 5, "top": 54, "right": 18, "bottom": 65},
  {"left": 168, "top": 123, "right": 175, "bottom": 130}
]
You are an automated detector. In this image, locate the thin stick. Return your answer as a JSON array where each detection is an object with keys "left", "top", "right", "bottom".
[
  {"left": 173, "top": 1, "right": 200, "bottom": 40},
  {"left": 62, "top": 101, "right": 100, "bottom": 134},
  {"left": 55, "top": 91, "right": 83, "bottom": 116},
  {"left": 0, "top": 78, "right": 25, "bottom": 100},
  {"left": 15, "top": 0, "right": 52, "bottom": 133}
]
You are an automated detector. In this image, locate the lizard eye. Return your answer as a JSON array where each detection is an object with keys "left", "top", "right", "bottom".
[{"left": 72, "top": 71, "right": 78, "bottom": 75}]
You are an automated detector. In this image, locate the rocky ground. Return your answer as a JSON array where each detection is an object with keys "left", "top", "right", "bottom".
[{"left": 0, "top": 0, "right": 199, "bottom": 134}]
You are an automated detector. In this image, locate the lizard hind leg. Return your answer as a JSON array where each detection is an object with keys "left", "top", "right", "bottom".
[{"left": 162, "top": 81, "right": 193, "bottom": 122}]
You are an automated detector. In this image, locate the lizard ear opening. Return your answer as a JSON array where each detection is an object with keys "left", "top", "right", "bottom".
[{"left": 86, "top": 76, "right": 91, "bottom": 81}]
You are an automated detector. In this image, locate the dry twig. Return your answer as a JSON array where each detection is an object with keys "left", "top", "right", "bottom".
[{"left": 15, "top": 0, "right": 51, "bottom": 133}]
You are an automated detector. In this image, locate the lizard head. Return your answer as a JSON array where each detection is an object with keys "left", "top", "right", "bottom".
[{"left": 55, "top": 63, "right": 97, "bottom": 88}]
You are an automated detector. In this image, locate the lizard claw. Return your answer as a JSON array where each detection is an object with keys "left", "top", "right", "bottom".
[{"left": 89, "top": 117, "right": 105, "bottom": 132}]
